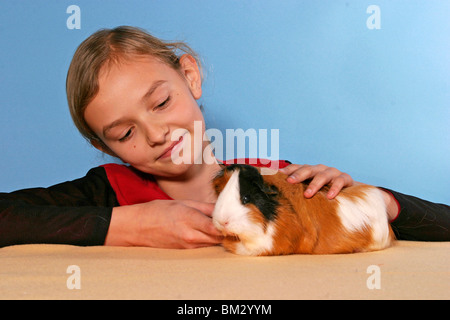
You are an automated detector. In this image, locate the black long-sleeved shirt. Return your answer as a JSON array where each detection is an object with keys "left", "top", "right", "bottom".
[
  {"left": 0, "top": 164, "right": 449, "bottom": 247},
  {"left": 0, "top": 167, "right": 115, "bottom": 247}
]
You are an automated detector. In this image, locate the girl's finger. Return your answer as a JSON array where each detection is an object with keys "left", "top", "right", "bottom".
[
  {"left": 284, "top": 164, "right": 326, "bottom": 184},
  {"left": 303, "top": 171, "right": 332, "bottom": 198},
  {"left": 282, "top": 165, "right": 314, "bottom": 183},
  {"left": 326, "top": 173, "right": 354, "bottom": 199},
  {"left": 279, "top": 164, "right": 304, "bottom": 176},
  {"left": 180, "top": 229, "right": 224, "bottom": 248},
  {"left": 179, "top": 211, "right": 224, "bottom": 247},
  {"left": 303, "top": 168, "right": 349, "bottom": 198},
  {"left": 326, "top": 178, "right": 346, "bottom": 199}
]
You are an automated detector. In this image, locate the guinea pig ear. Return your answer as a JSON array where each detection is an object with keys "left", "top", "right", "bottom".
[
  {"left": 253, "top": 180, "right": 279, "bottom": 197},
  {"left": 263, "top": 184, "right": 279, "bottom": 197},
  {"left": 214, "top": 168, "right": 225, "bottom": 179}
]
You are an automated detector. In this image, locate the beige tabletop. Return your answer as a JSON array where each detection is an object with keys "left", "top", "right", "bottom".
[{"left": 0, "top": 241, "right": 448, "bottom": 300}]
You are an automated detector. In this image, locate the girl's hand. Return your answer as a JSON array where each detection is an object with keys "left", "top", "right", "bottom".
[
  {"left": 279, "top": 164, "right": 355, "bottom": 199},
  {"left": 105, "top": 199, "right": 223, "bottom": 248}
]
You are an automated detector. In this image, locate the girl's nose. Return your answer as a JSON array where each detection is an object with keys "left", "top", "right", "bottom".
[{"left": 144, "top": 122, "right": 169, "bottom": 147}]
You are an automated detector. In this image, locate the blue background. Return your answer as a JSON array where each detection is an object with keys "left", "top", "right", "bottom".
[{"left": 0, "top": 0, "right": 449, "bottom": 203}]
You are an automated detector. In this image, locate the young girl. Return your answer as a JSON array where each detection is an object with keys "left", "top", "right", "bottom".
[{"left": 0, "top": 26, "right": 448, "bottom": 248}]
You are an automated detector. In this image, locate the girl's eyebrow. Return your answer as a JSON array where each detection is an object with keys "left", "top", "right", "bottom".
[
  {"left": 102, "top": 80, "right": 167, "bottom": 137},
  {"left": 103, "top": 118, "right": 128, "bottom": 137},
  {"left": 140, "top": 80, "right": 167, "bottom": 103}
]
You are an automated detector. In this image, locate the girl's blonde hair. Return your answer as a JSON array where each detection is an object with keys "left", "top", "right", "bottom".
[{"left": 66, "top": 26, "right": 202, "bottom": 148}]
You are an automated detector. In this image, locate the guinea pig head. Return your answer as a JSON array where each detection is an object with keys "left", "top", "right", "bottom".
[{"left": 212, "top": 164, "right": 280, "bottom": 255}]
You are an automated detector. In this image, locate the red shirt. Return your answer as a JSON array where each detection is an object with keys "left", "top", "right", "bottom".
[{"left": 101, "top": 159, "right": 291, "bottom": 206}]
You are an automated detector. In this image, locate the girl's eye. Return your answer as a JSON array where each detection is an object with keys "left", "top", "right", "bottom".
[
  {"left": 155, "top": 96, "right": 171, "bottom": 109},
  {"left": 119, "top": 129, "right": 133, "bottom": 142}
]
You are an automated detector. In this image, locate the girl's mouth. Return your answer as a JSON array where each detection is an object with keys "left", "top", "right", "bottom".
[{"left": 157, "top": 135, "right": 184, "bottom": 160}]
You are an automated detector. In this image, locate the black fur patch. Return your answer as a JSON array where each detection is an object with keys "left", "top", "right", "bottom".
[{"left": 225, "top": 164, "right": 279, "bottom": 221}]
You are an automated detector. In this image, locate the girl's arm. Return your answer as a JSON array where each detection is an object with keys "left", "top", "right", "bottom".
[
  {"left": 380, "top": 188, "right": 450, "bottom": 241},
  {"left": 0, "top": 167, "right": 222, "bottom": 249},
  {"left": 0, "top": 167, "right": 116, "bottom": 247}
]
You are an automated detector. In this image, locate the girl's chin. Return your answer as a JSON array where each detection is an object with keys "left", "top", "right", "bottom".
[{"left": 133, "top": 161, "right": 197, "bottom": 178}]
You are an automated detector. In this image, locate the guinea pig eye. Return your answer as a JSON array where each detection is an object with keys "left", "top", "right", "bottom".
[{"left": 241, "top": 195, "right": 250, "bottom": 205}]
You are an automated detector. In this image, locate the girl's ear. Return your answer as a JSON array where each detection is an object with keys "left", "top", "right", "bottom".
[{"left": 179, "top": 54, "right": 202, "bottom": 100}]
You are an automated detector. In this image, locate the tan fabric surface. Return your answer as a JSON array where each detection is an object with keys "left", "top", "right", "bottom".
[{"left": 0, "top": 241, "right": 448, "bottom": 300}]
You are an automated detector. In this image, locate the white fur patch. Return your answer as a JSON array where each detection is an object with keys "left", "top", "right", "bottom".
[
  {"left": 336, "top": 187, "right": 391, "bottom": 250},
  {"left": 212, "top": 170, "right": 275, "bottom": 255},
  {"left": 212, "top": 171, "right": 246, "bottom": 231},
  {"left": 234, "top": 223, "right": 276, "bottom": 256}
]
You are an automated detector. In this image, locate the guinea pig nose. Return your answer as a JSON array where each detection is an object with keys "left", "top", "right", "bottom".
[
  {"left": 218, "top": 220, "right": 230, "bottom": 230},
  {"left": 217, "top": 220, "right": 233, "bottom": 236},
  {"left": 213, "top": 218, "right": 228, "bottom": 230}
]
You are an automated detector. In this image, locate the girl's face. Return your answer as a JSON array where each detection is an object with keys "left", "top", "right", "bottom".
[{"left": 84, "top": 54, "right": 206, "bottom": 177}]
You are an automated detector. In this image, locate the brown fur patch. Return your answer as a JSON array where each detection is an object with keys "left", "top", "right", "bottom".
[
  {"left": 213, "top": 167, "right": 233, "bottom": 195},
  {"left": 263, "top": 172, "right": 393, "bottom": 254}
]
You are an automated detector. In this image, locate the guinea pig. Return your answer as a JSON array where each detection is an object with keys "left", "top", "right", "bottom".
[{"left": 212, "top": 164, "right": 395, "bottom": 256}]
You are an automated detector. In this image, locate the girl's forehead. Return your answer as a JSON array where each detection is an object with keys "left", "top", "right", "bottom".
[
  {"left": 94, "top": 56, "right": 178, "bottom": 103},
  {"left": 99, "top": 55, "right": 170, "bottom": 80}
]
